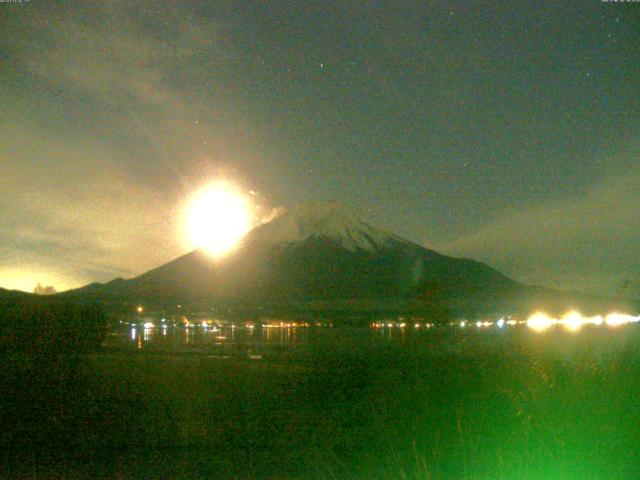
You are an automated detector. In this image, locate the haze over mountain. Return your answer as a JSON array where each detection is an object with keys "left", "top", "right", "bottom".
[{"left": 66, "top": 202, "right": 636, "bottom": 319}]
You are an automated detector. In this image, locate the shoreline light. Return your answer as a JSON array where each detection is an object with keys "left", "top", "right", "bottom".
[
  {"left": 527, "top": 312, "right": 555, "bottom": 332},
  {"left": 562, "top": 311, "right": 586, "bottom": 332},
  {"left": 526, "top": 311, "right": 639, "bottom": 332},
  {"left": 605, "top": 312, "right": 640, "bottom": 327},
  {"left": 365, "top": 312, "right": 640, "bottom": 332}
]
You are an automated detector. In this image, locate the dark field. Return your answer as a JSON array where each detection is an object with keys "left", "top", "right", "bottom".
[{"left": 2, "top": 325, "right": 640, "bottom": 479}]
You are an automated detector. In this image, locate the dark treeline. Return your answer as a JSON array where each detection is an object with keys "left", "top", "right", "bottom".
[
  {"left": 0, "top": 296, "right": 107, "bottom": 354},
  {"left": 0, "top": 296, "right": 120, "bottom": 471}
]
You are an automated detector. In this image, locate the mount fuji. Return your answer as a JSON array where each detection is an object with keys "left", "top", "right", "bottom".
[{"left": 66, "top": 202, "right": 629, "bottom": 319}]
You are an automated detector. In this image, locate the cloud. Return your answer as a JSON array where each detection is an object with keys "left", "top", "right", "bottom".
[
  {"left": 0, "top": 118, "right": 185, "bottom": 290},
  {"left": 259, "top": 206, "right": 289, "bottom": 225},
  {"left": 18, "top": 3, "right": 216, "bottom": 110},
  {"left": 5, "top": 1, "right": 234, "bottom": 172},
  {"left": 0, "top": 3, "right": 241, "bottom": 291},
  {"left": 437, "top": 164, "right": 640, "bottom": 296}
]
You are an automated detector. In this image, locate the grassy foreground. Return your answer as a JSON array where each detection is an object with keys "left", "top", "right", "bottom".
[{"left": 1, "top": 327, "right": 640, "bottom": 479}]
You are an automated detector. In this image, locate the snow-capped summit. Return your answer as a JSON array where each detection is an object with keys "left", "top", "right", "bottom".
[
  {"left": 64, "top": 198, "right": 619, "bottom": 318},
  {"left": 243, "top": 201, "right": 404, "bottom": 252}
]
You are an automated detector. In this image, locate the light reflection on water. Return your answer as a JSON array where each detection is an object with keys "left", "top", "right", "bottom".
[{"left": 106, "top": 322, "right": 640, "bottom": 360}]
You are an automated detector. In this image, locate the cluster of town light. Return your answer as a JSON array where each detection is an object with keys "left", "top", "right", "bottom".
[
  {"left": 455, "top": 318, "right": 518, "bottom": 328},
  {"left": 371, "top": 322, "right": 436, "bottom": 329},
  {"left": 129, "top": 314, "right": 327, "bottom": 331},
  {"left": 371, "top": 312, "right": 640, "bottom": 332},
  {"left": 526, "top": 311, "right": 640, "bottom": 332},
  {"left": 132, "top": 304, "right": 639, "bottom": 334}
]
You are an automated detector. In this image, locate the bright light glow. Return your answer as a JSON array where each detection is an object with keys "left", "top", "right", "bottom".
[
  {"left": 561, "top": 311, "right": 584, "bottom": 332},
  {"left": 474, "top": 321, "right": 492, "bottom": 328},
  {"left": 526, "top": 310, "right": 636, "bottom": 332},
  {"left": 143, "top": 322, "right": 155, "bottom": 328},
  {"left": 496, "top": 318, "right": 505, "bottom": 328},
  {"left": 527, "top": 312, "right": 555, "bottom": 332},
  {"left": 136, "top": 306, "right": 143, "bottom": 313},
  {"left": 187, "top": 182, "right": 253, "bottom": 256},
  {"left": 605, "top": 312, "right": 640, "bottom": 327},
  {"left": 0, "top": 266, "right": 74, "bottom": 293},
  {"left": 560, "top": 312, "right": 604, "bottom": 331}
]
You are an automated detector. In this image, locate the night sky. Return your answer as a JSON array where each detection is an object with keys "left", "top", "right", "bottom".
[{"left": 1, "top": 1, "right": 639, "bottom": 296}]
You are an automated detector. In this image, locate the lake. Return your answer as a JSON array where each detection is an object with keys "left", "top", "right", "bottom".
[
  {"left": 3, "top": 321, "right": 640, "bottom": 479},
  {"left": 107, "top": 320, "right": 640, "bottom": 360}
]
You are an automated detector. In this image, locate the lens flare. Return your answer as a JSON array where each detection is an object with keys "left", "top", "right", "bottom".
[{"left": 187, "top": 182, "right": 253, "bottom": 256}]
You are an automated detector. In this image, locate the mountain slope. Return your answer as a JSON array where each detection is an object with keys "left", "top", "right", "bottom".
[{"left": 66, "top": 202, "right": 634, "bottom": 317}]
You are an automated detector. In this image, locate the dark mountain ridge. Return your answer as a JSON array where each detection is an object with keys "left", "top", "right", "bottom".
[{"left": 63, "top": 202, "right": 636, "bottom": 319}]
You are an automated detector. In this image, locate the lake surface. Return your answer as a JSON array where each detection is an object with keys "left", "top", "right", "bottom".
[
  {"left": 5, "top": 321, "right": 640, "bottom": 479},
  {"left": 106, "top": 321, "right": 640, "bottom": 360}
]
